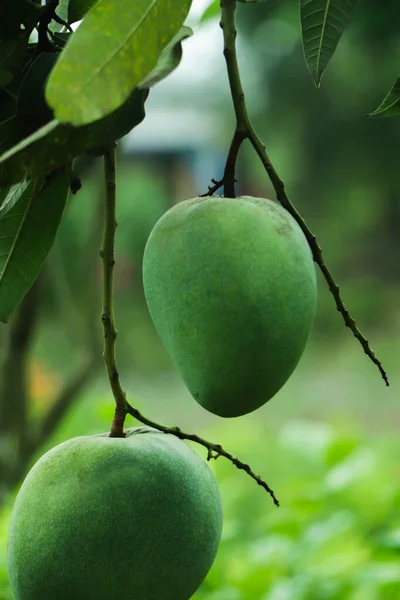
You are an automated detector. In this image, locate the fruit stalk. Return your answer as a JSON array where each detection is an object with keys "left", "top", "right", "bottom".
[
  {"left": 101, "top": 143, "right": 129, "bottom": 437},
  {"left": 99, "top": 146, "right": 279, "bottom": 502},
  {"left": 219, "top": 0, "right": 388, "bottom": 385}
]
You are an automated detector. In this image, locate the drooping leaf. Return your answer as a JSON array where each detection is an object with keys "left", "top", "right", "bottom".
[
  {"left": 46, "top": 0, "right": 192, "bottom": 125},
  {"left": 139, "top": 26, "right": 192, "bottom": 89},
  {"left": 369, "top": 76, "right": 400, "bottom": 117},
  {"left": 68, "top": 0, "right": 99, "bottom": 23},
  {"left": 0, "top": 172, "right": 70, "bottom": 322},
  {"left": 300, "top": 0, "right": 360, "bottom": 86},
  {"left": 0, "top": 178, "right": 30, "bottom": 217},
  {"left": 0, "top": 88, "right": 148, "bottom": 186}
]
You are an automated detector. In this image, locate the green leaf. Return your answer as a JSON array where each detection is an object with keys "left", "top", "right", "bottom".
[
  {"left": 49, "top": 0, "right": 70, "bottom": 33},
  {"left": 0, "top": 88, "right": 148, "bottom": 186},
  {"left": 16, "top": 52, "right": 58, "bottom": 138},
  {"left": 139, "top": 26, "right": 192, "bottom": 89},
  {"left": 0, "top": 172, "right": 70, "bottom": 322},
  {"left": 46, "top": 0, "right": 192, "bottom": 125},
  {"left": 0, "top": 89, "right": 16, "bottom": 121},
  {"left": 369, "top": 76, "right": 400, "bottom": 117},
  {"left": 0, "top": 117, "right": 17, "bottom": 154},
  {"left": 0, "top": 179, "right": 30, "bottom": 217},
  {"left": 200, "top": 1, "right": 219, "bottom": 23},
  {"left": 68, "top": 0, "right": 99, "bottom": 23},
  {"left": 0, "top": 38, "right": 28, "bottom": 89},
  {"left": 300, "top": 0, "right": 360, "bottom": 86}
]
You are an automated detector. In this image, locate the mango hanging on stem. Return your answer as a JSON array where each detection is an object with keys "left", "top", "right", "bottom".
[{"left": 143, "top": 195, "right": 317, "bottom": 418}]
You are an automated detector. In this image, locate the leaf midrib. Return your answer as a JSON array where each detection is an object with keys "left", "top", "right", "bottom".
[
  {"left": 69, "top": 0, "right": 158, "bottom": 99},
  {"left": 315, "top": 0, "right": 331, "bottom": 81},
  {"left": 0, "top": 185, "right": 35, "bottom": 289}
]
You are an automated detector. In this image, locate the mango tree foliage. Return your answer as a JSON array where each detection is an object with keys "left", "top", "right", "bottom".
[
  {"left": 370, "top": 75, "right": 400, "bottom": 117},
  {"left": 46, "top": 0, "right": 193, "bottom": 125},
  {"left": 0, "top": 173, "right": 70, "bottom": 322},
  {"left": 300, "top": 0, "right": 360, "bottom": 86}
]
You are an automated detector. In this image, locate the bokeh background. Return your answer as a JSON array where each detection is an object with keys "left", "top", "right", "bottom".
[{"left": 1, "top": 0, "right": 399, "bottom": 598}]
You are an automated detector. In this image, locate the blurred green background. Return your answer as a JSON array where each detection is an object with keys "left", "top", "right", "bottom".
[{"left": 0, "top": 0, "right": 399, "bottom": 598}]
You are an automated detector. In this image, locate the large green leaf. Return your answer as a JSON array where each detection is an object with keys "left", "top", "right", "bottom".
[
  {"left": 0, "top": 88, "right": 148, "bottom": 186},
  {"left": 0, "top": 172, "right": 70, "bottom": 322},
  {"left": 369, "top": 76, "right": 400, "bottom": 117},
  {"left": 139, "top": 26, "right": 192, "bottom": 89},
  {"left": 300, "top": 0, "right": 360, "bottom": 86},
  {"left": 46, "top": 0, "right": 192, "bottom": 125},
  {"left": 68, "top": 0, "right": 99, "bottom": 23}
]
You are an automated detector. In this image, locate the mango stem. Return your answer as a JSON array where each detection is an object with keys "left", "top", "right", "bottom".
[{"left": 219, "top": 0, "right": 388, "bottom": 385}]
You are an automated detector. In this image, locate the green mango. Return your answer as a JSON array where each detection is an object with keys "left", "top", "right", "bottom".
[
  {"left": 7, "top": 427, "right": 223, "bottom": 600},
  {"left": 143, "top": 196, "right": 317, "bottom": 417}
]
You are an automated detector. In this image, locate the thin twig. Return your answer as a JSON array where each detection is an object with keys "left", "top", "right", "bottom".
[
  {"left": 52, "top": 13, "right": 74, "bottom": 33},
  {"left": 101, "top": 144, "right": 129, "bottom": 438},
  {"left": 100, "top": 144, "right": 279, "bottom": 505},
  {"left": 124, "top": 402, "right": 279, "bottom": 506},
  {"left": 219, "top": 0, "right": 388, "bottom": 386}
]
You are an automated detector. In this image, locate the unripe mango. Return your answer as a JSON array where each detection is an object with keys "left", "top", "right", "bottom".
[
  {"left": 143, "top": 196, "right": 317, "bottom": 417},
  {"left": 7, "top": 427, "right": 223, "bottom": 600}
]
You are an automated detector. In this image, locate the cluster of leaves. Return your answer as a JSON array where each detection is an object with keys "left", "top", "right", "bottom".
[
  {"left": 0, "top": 0, "right": 193, "bottom": 325},
  {"left": 1, "top": 0, "right": 399, "bottom": 328},
  {"left": 299, "top": 0, "right": 399, "bottom": 115},
  {"left": 0, "top": 416, "right": 399, "bottom": 600},
  {"left": 1, "top": 0, "right": 398, "bottom": 329}
]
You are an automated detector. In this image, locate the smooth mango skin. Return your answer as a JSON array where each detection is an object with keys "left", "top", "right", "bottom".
[
  {"left": 7, "top": 428, "right": 223, "bottom": 600},
  {"left": 143, "top": 196, "right": 317, "bottom": 417}
]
